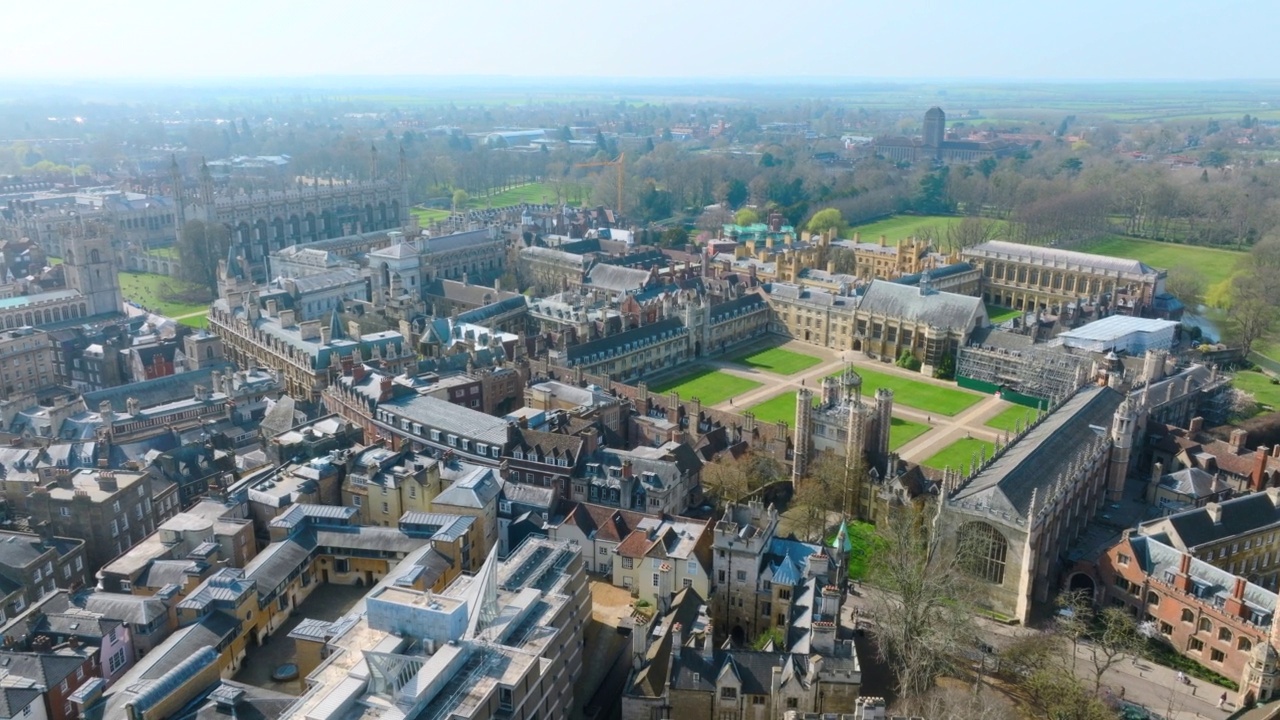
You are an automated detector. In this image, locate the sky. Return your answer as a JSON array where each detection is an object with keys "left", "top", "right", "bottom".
[{"left": 0, "top": 0, "right": 1274, "bottom": 82}]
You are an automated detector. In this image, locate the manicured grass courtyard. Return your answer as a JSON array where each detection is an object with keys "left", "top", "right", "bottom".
[
  {"left": 463, "top": 182, "right": 589, "bottom": 209},
  {"left": 985, "top": 403, "right": 1038, "bottom": 433},
  {"left": 888, "top": 417, "right": 931, "bottom": 451},
  {"left": 921, "top": 437, "right": 997, "bottom": 472},
  {"left": 747, "top": 391, "right": 806, "bottom": 426},
  {"left": 833, "top": 366, "right": 982, "bottom": 416},
  {"left": 1231, "top": 368, "right": 1280, "bottom": 413},
  {"left": 730, "top": 346, "right": 822, "bottom": 375},
  {"left": 648, "top": 367, "right": 762, "bottom": 407},
  {"left": 119, "top": 272, "right": 210, "bottom": 318},
  {"left": 827, "top": 521, "right": 881, "bottom": 580},
  {"left": 411, "top": 207, "right": 451, "bottom": 225},
  {"left": 985, "top": 303, "right": 1022, "bottom": 324}
]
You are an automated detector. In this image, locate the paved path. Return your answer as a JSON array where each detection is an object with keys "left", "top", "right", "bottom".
[{"left": 694, "top": 339, "right": 1015, "bottom": 464}]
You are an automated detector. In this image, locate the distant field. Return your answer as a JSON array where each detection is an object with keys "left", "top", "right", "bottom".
[
  {"left": 985, "top": 404, "right": 1038, "bottom": 433},
  {"left": 1075, "top": 236, "right": 1245, "bottom": 289},
  {"left": 730, "top": 347, "right": 823, "bottom": 375},
  {"left": 845, "top": 214, "right": 1009, "bottom": 246},
  {"left": 649, "top": 367, "right": 762, "bottom": 407},
  {"left": 834, "top": 366, "right": 982, "bottom": 417},
  {"left": 464, "top": 182, "right": 586, "bottom": 209},
  {"left": 985, "top": 304, "right": 1021, "bottom": 324},
  {"left": 119, "top": 272, "right": 210, "bottom": 318},
  {"left": 921, "top": 437, "right": 997, "bottom": 472}
]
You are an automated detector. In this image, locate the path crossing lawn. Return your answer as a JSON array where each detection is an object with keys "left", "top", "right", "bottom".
[
  {"left": 985, "top": 304, "right": 1021, "bottom": 323},
  {"left": 649, "top": 368, "right": 762, "bottom": 407},
  {"left": 119, "top": 272, "right": 209, "bottom": 318},
  {"left": 985, "top": 404, "right": 1039, "bottom": 433},
  {"left": 921, "top": 437, "right": 997, "bottom": 471},
  {"left": 729, "top": 347, "right": 822, "bottom": 375},
  {"left": 888, "top": 418, "right": 930, "bottom": 451},
  {"left": 834, "top": 366, "right": 982, "bottom": 416}
]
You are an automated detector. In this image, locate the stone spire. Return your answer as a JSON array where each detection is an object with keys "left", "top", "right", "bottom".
[{"left": 329, "top": 308, "right": 346, "bottom": 341}]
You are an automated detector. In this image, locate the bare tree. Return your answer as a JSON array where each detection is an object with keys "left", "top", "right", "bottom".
[
  {"left": 1163, "top": 265, "right": 1206, "bottom": 309},
  {"left": 1083, "top": 606, "right": 1143, "bottom": 696},
  {"left": 896, "top": 682, "right": 1020, "bottom": 720},
  {"left": 1225, "top": 271, "right": 1277, "bottom": 356},
  {"left": 866, "top": 505, "right": 977, "bottom": 699},
  {"left": 942, "top": 216, "right": 1005, "bottom": 253}
]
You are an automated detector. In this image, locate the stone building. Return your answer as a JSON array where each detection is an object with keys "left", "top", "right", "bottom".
[
  {"left": 0, "top": 528, "right": 89, "bottom": 619},
  {"left": 0, "top": 327, "right": 59, "bottom": 400},
  {"left": 962, "top": 240, "right": 1169, "bottom": 316},
  {"left": 623, "top": 585, "right": 860, "bottom": 720},
  {"left": 871, "top": 107, "right": 1008, "bottom": 164},
  {"left": 764, "top": 278, "right": 987, "bottom": 373},
  {"left": 932, "top": 385, "right": 1128, "bottom": 623},
  {"left": 710, "top": 500, "right": 845, "bottom": 645},
  {"left": 792, "top": 367, "right": 893, "bottom": 493}
]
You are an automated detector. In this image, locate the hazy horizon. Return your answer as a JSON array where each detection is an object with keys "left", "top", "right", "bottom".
[{"left": 2, "top": 0, "right": 1276, "bottom": 82}]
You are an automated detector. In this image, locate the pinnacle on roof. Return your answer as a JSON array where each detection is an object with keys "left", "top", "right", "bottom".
[
  {"left": 831, "top": 519, "right": 852, "bottom": 554},
  {"left": 225, "top": 244, "right": 244, "bottom": 280},
  {"left": 329, "top": 308, "right": 345, "bottom": 341}
]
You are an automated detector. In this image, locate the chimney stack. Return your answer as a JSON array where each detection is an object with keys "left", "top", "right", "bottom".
[{"left": 1231, "top": 429, "right": 1249, "bottom": 452}]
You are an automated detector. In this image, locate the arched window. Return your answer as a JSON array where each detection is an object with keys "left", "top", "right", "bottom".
[
  {"left": 958, "top": 522, "right": 1008, "bottom": 585},
  {"left": 1181, "top": 609, "right": 1195, "bottom": 623},
  {"left": 1219, "top": 628, "right": 1233, "bottom": 643},
  {"left": 1146, "top": 592, "right": 1160, "bottom": 606},
  {"left": 1240, "top": 638, "right": 1254, "bottom": 651},
  {"left": 1199, "top": 617, "right": 1213, "bottom": 633},
  {"left": 89, "top": 249, "right": 100, "bottom": 263},
  {"left": 205, "top": 346, "right": 214, "bottom": 359}
]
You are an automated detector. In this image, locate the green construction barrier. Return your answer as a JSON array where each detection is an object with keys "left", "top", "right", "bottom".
[{"left": 956, "top": 375, "right": 1047, "bottom": 409}]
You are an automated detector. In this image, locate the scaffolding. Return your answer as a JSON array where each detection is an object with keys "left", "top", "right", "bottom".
[{"left": 956, "top": 343, "right": 1087, "bottom": 403}]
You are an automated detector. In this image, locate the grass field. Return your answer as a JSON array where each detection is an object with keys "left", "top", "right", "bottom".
[
  {"left": 889, "top": 417, "right": 931, "bottom": 451},
  {"left": 179, "top": 314, "right": 210, "bottom": 329},
  {"left": 827, "top": 521, "right": 880, "bottom": 580},
  {"left": 464, "top": 182, "right": 588, "bottom": 209},
  {"left": 835, "top": 366, "right": 982, "bottom": 416},
  {"left": 649, "top": 367, "right": 762, "bottom": 407},
  {"left": 1075, "top": 235, "right": 1245, "bottom": 288},
  {"left": 747, "top": 391, "right": 805, "bottom": 426},
  {"left": 119, "top": 272, "right": 210, "bottom": 318},
  {"left": 921, "top": 437, "right": 998, "bottom": 472},
  {"left": 1231, "top": 368, "right": 1280, "bottom": 413},
  {"left": 730, "top": 347, "right": 822, "bottom": 375},
  {"left": 985, "top": 404, "right": 1038, "bottom": 433},
  {"left": 47, "top": 256, "right": 62, "bottom": 266},
  {"left": 845, "top": 214, "right": 1009, "bottom": 246},
  {"left": 985, "top": 304, "right": 1021, "bottom": 324},
  {"left": 145, "top": 246, "right": 179, "bottom": 259},
  {"left": 411, "top": 207, "right": 451, "bottom": 225}
]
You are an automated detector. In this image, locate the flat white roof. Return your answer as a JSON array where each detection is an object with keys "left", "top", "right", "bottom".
[{"left": 1059, "top": 315, "right": 1179, "bottom": 343}]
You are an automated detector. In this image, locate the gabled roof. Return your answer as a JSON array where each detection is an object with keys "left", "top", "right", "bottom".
[
  {"left": 1140, "top": 488, "right": 1280, "bottom": 551},
  {"left": 856, "top": 279, "right": 986, "bottom": 330},
  {"left": 1159, "top": 467, "right": 1230, "bottom": 499}
]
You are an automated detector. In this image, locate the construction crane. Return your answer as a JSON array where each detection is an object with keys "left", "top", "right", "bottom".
[{"left": 573, "top": 152, "right": 625, "bottom": 215}]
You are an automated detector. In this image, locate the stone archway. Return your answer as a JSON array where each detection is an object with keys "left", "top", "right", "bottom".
[
  {"left": 1068, "top": 572, "right": 1096, "bottom": 597},
  {"left": 730, "top": 625, "right": 746, "bottom": 647}
]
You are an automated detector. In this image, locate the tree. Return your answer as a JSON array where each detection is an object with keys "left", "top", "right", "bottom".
[
  {"left": 1083, "top": 607, "right": 1142, "bottom": 695},
  {"left": 914, "top": 167, "right": 953, "bottom": 215},
  {"left": 734, "top": 208, "right": 760, "bottom": 226},
  {"left": 660, "top": 227, "right": 689, "bottom": 248},
  {"left": 1059, "top": 157, "right": 1083, "bottom": 175},
  {"left": 977, "top": 156, "right": 998, "bottom": 179},
  {"left": 805, "top": 208, "right": 845, "bottom": 238},
  {"left": 724, "top": 178, "right": 749, "bottom": 209},
  {"left": 451, "top": 189, "right": 469, "bottom": 211},
  {"left": 933, "top": 351, "right": 956, "bottom": 380},
  {"left": 176, "top": 220, "right": 231, "bottom": 297},
  {"left": 896, "top": 348, "right": 922, "bottom": 372},
  {"left": 1225, "top": 271, "right": 1277, "bottom": 356},
  {"left": 943, "top": 216, "right": 1003, "bottom": 252},
  {"left": 866, "top": 505, "right": 977, "bottom": 699},
  {"left": 1164, "top": 265, "right": 1206, "bottom": 309},
  {"left": 701, "top": 449, "right": 782, "bottom": 504}
]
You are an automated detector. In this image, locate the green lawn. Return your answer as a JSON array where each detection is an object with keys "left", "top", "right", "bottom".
[
  {"left": 464, "top": 182, "right": 588, "bottom": 209},
  {"left": 985, "top": 403, "right": 1038, "bottom": 433},
  {"left": 145, "top": 246, "right": 179, "bottom": 259},
  {"left": 747, "top": 390, "right": 806, "bottom": 426},
  {"left": 985, "top": 304, "right": 1021, "bottom": 324},
  {"left": 889, "top": 417, "right": 931, "bottom": 451},
  {"left": 119, "top": 272, "right": 210, "bottom": 318},
  {"left": 828, "top": 521, "right": 881, "bottom": 580},
  {"left": 1075, "top": 235, "right": 1245, "bottom": 289},
  {"left": 649, "top": 367, "right": 762, "bottom": 407},
  {"left": 844, "top": 214, "right": 1009, "bottom": 246},
  {"left": 730, "top": 346, "right": 823, "bottom": 375},
  {"left": 1231, "top": 368, "right": 1280, "bottom": 413},
  {"left": 921, "top": 437, "right": 998, "bottom": 472},
  {"left": 411, "top": 207, "right": 451, "bottom": 225},
  {"left": 832, "top": 366, "right": 982, "bottom": 416},
  {"left": 47, "top": 256, "right": 62, "bottom": 266}
]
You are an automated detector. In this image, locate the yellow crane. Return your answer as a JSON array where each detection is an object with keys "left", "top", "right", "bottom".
[{"left": 573, "top": 152, "right": 625, "bottom": 214}]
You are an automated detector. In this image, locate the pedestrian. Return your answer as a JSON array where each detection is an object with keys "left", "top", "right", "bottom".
[
  {"left": 1119, "top": 687, "right": 1125, "bottom": 700},
  {"left": 1219, "top": 691, "right": 1228, "bottom": 709},
  {"left": 1177, "top": 671, "right": 1185, "bottom": 685}
]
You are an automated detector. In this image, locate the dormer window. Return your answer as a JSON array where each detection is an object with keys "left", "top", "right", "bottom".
[{"left": 514, "top": 449, "right": 524, "bottom": 460}]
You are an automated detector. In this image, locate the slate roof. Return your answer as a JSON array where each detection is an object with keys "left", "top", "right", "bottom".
[
  {"left": 855, "top": 279, "right": 986, "bottom": 330},
  {"left": 136, "top": 559, "right": 203, "bottom": 589},
  {"left": 1139, "top": 488, "right": 1280, "bottom": 551},
  {"left": 1128, "top": 534, "right": 1276, "bottom": 621},
  {"left": 586, "top": 264, "right": 651, "bottom": 293},
  {"left": 1158, "top": 468, "right": 1230, "bottom": 500},
  {"left": 434, "top": 466, "right": 503, "bottom": 509},
  {"left": 965, "top": 240, "right": 1159, "bottom": 277},
  {"left": 398, "top": 512, "right": 476, "bottom": 542},
  {"left": 380, "top": 394, "right": 510, "bottom": 447},
  {"left": 424, "top": 278, "right": 521, "bottom": 308},
  {"left": 510, "top": 428, "right": 583, "bottom": 466},
  {"left": 950, "top": 385, "right": 1124, "bottom": 518},
  {"left": 629, "top": 587, "right": 708, "bottom": 698},
  {"left": 456, "top": 295, "right": 528, "bottom": 325},
  {"left": 709, "top": 292, "right": 768, "bottom": 324},
  {"left": 564, "top": 317, "right": 686, "bottom": 364},
  {"left": 559, "top": 502, "right": 646, "bottom": 543},
  {"left": 0, "top": 686, "right": 40, "bottom": 717},
  {"left": 0, "top": 649, "right": 89, "bottom": 687},
  {"left": 82, "top": 592, "right": 169, "bottom": 626},
  {"left": 423, "top": 229, "right": 498, "bottom": 254},
  {"left": 502, "top": 483, "right": 557, "bottom": 512},
  {"left": 0, "top": 531, "right": 79, "bottom": 569}
]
